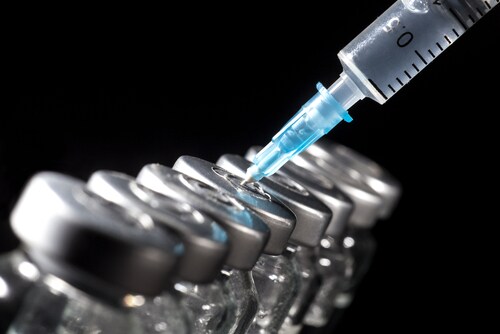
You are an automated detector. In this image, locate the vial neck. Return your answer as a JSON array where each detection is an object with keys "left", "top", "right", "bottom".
[
  {"left": 285, "top": 243, "right": 298, "bottom": 254},
  {"left": 320, "top": 234, "right": 344, "bottom": 251}
]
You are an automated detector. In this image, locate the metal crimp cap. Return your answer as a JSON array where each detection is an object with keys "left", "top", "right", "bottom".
[
  {"left": 87, "top": 170, "right": 229, "bottom": 283},
  {"left": 292, "top": 146, "right": 385, "bottom": 229},
  {"left": 247, "top": 146, "right": 353, "bottom": 238},
  {"left": 307, "top": 140, "right": 402, "bottom": 219},
  {"left": 173, "top": 156, "right": 296, "bottom": 255},
  {"left": 217, "top": 154, "right": 332, "bottom": 248},
  {"left": 10, "top": 172, "right": 183, "bottom": 298},
  {"left": 137, "top": 164, "right": 270, "bottom": 271}
]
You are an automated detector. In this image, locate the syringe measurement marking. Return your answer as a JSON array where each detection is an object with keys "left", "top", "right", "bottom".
[
  {"left": 368, "top": 79, "right": 388, "bottom": 100},
  {"left": 449, "top": 8, "right": 469, "bottom": 30},
  {"left": 415, "top": 50, "right": 428, "bottom": 65},
  {"left": 359, "top": 0, "right": 496, "bottom": 104},
  {"left": 380, "top": 43, "right": 435, "bottom": 97}
]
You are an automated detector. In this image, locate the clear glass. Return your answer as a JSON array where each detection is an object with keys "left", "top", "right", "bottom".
[
  {"left": 221, "top": 268, "right": 258, "bottom": 334},
  {"left": 279, "top": 247, "right": 322, "bottom": 334},
  {"left": 0, "top": 250, "right": 40, "bottom": 332},
  {"left": 342, "top": 226, "right": 377, "bottom": 293},
  {"left": 325, "top": 226, "right": 377, "bottom": 330},
  {"left": 8, "top": 275, "right": 189, "bottom": 334},
  {"left": 7, "top": 275, "right": 142, "bottom": 334},
  {"left": 175, "top": 274, "right": 237, "bottom": 334},
  {"left": 133, "top": 289, "right": 190, "bottom": 334},
  {"left": 248, "top": 249, "right": 300, "bottom": 334},
  {"left": 302, "top": 235, "right": 354, "bottom": 328}
]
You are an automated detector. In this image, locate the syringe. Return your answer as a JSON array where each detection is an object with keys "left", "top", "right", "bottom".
[{"left": 245, "top": 0, "right": 498, "bottom": 183}]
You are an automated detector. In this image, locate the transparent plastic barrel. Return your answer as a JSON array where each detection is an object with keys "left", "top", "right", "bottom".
[{"left": 338, "top": 0, "right": 498, "bottom": 104}]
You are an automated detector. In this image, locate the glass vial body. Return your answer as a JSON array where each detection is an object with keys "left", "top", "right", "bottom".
[
  {"left": 175, "top": 274, "right": 236, "bottom": 334},
  {"left": 302, "top": 235, "right": 354, "bottom": 328},
  {"left": 315, "top": 227, "right": 377, "bottom": 333},
  {"left": 9, "top": 275, "right": 191, "bottom": 334},
  {"left": 137, "top": 163, "right": 272, "bottom": 334},
  {"left": 221, "top": 268, "right": 259, "bottom": 334},
  {"left": 0, "top": 250, "right": 40, "bottom": 332},
  {"left": 8, "top": 276, "right": 142, "bottom": 334},
  {"left": 279, "top": 247, "right": 322, "bottom": 334},
  {"left": 133, "top": 289, "right": 191, "bottom": 334},
  {"left": 248, "top": 249, "right": 300, "bottom": 334},
  {"left": 332, "top": 226, "right": 376, "bottom": 313}
]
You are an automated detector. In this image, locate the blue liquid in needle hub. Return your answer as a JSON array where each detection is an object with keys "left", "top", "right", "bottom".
[{"left": 246, "top": 82, "right": 352, "bottom": 182}]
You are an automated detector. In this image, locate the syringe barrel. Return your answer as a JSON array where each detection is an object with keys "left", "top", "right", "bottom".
[{"left": 338, "top": 0, "right": 497, "bottom": 104}]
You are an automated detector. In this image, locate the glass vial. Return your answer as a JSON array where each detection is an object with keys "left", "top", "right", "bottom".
[
  {"left": 293, "top": 141, "right": 386, "bottom": 329},
  {"left": 138, "top": 163, "right": 270, "bottom": 334},
  {"left": 218, "top": 153, "right": 333, "bottom": 334},
  {"left": 173, "top": 156, "right": 300, "bottom": 333},
  {"left": 256, "top": 150, "right": 354, "bottom": 330},
  {"left": 7, "top": 172, "right": 187, "bottom": 334},
  {"left": 303, "top": 140, "right": 402, "bottom": 331},
  {"left": 0, "top": 250, "right": 40, "bottom": 332},
  {"left": 87, "top": 170, "right": 232, "bottom": 334}
]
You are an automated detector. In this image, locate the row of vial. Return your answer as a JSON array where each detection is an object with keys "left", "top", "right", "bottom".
[{"left": 0, "top": 139, "right": 401, "bottom": 334}]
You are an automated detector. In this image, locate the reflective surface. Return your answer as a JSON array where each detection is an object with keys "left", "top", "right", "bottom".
[
  {"left": 176, "top": 276, "right": 236, "bottom": 334},
  {"left": 279, "top": 247, "right": 322, "bottom": 334},
  {"left": 0, "top": 250, "right": 40, "bottom": 332},
  {"left": 328, "top": 226, "right": 377, "bottom": 328},
  {"left": 9, "top": 275, "right": 190, "bottom": 334},
  {"left": 222, "top": 268, "right": 259, "bottom": 334},
  {"left": 87, "top": 170, "right": 229, "bottom": 284},
  {"left": 137, "top": 164, "right": 270, "bottom": 271},
  {"left": 306, "top": 141, "right": 402, "bottom": 219},
  {"left": 10, "top": 172, "right": 183, "bottom": 298},
  {"left": 133, "top": 291, "right": 190, "bottom": 334},
  {"left": 137, "top": 164, "right": 265, "bottom": 333},
  {"left": 303, "top": 236, "right": 354, "bottom": 328},
  {"left": 173, "top": 156, "right": 296, "bottom": 255},
  {"left": 217, "top": 154, "right": 331, "bottom": 248},
  {"left": 8, "top": 276, "right": 142, "bottom": 334},
  {"left": 249, "top": 250, "right": 300, "bottom": 333}
]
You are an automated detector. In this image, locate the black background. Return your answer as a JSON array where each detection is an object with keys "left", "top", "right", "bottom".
[{"left": 2, "top": 2, "right": 499, "bottom": 332}]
